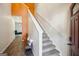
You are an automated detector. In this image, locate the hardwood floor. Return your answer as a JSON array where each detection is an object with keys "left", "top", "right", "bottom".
[{"left": 4, "top": 35, "right": 26, "bottom": 56}]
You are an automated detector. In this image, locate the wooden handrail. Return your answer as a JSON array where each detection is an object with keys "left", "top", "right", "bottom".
[{"left": 21, "top": 3, "right": 29, "bottom": 9}]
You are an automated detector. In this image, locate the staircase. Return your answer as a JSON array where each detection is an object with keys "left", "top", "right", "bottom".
[
  {"left": 35, "top": 13, "right": 61, "bottom": 56},
  {"left": 28, "top": 9, "right": 61, "bottom": 56},
  {"left": 42, "top": 32, "right": 60, "bottom": 56}
]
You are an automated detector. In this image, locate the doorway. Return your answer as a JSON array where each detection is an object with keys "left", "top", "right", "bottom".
[{"left": 70, "top": 3, "right": 79, "bottom": 56}]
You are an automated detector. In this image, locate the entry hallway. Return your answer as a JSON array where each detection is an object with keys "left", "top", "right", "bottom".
[{"left": 3, "top": 36, "right": 33, "bottom": 56}]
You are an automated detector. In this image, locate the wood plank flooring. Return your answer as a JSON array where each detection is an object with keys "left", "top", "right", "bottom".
[{"left": 4, "top": 35, "right": 26, "bottom": 56}]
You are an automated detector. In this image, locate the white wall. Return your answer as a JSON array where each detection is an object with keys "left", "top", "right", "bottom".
[
  {"left": 36, "top": 3, "right": 71, "bottom": 56},
  {"left": 0, "top": 4, "right": 11, "bottom": 16},
  {"left": 0, "top": 4, "right": 15, "bottom": 53}
]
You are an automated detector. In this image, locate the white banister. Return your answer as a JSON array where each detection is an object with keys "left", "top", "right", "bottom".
[{"left": 28, "top": 9, "right": 43, "bottom": 56}]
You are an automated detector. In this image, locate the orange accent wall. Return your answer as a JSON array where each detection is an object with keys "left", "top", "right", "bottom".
[{"left": 11, "top": 3, "right": 28, "bottom": 48}]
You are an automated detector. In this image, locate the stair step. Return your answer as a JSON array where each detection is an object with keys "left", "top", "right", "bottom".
[
  {"left": 43, "top": 36, "right": 49, "bottom": 39},
  {"left": 43, "top": 45, "right": 55, "bottom": 53},
  {"left": 49, "top": 53, "right": 60, "bottom": 56},
  {"left": 43, "top": 32, "right": 48, "bottom": 37},
  {"left": 43, "top": 41, "right": 52, "bottom": 47},
  {"left": 43, "top": 38, "right": 51, "bottom": 43},
  {"left": 43, "top": 38, "right": 49, "bottom": 41},
  {"left": 43, "top": 32, "right": 49, "bottom": 39},
  {"left": 43, "top": 43, "right": 55, "bottom": 49},
  {"left": 42, "top": 49, "right": 60, "bottom": 56}
]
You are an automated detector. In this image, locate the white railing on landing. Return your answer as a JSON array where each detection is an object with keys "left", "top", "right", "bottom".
[{"left": 28, "top": 9, "right": 43, "bottom": 56}]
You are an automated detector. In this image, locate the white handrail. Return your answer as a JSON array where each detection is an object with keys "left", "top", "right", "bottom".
[{"left": 28, "top": 10, "right": 43, "bottom": 34}]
